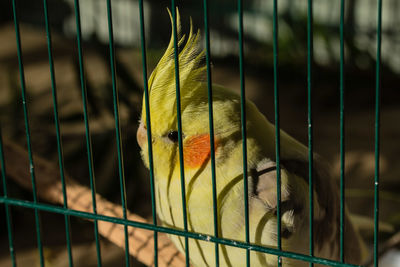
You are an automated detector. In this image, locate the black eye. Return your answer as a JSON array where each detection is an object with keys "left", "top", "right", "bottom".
[{"left": 167, "top": 131, "right": 179, "bottom": 143}]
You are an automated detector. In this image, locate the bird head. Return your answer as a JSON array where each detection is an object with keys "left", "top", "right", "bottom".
[{"left": 137, "top": 9, "right": 244, "bottom": 178}]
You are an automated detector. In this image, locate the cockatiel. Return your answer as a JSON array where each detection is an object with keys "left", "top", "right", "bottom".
[{"left": 137, "top": 9, "right": 366, "bottom": 267}]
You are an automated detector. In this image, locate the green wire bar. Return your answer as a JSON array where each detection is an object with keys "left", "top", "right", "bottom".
[
  {"left": 138, "top": 0, "right": 158, "bottom": 266},
  {"left": 0, "top": 129, "right": 16, "bottom": 267},
  {"left": 11, "top": 1, "right": 45, "bottom": 266},
  {"left": 272, "top": 0, "right": 282, "bottom": 266},
  {"left": 105, "top": 1, "right": 131, "bottom": 266},
  {"left": 339, "top": 0, "right": 345, "bottom": 263},
  {"left": 42, "top": 0, "right": 74, "bottom": 265},
  {"left": 73, "top": 0, "right": 102, "bottom": 265},
  {"left": 374, "top": 0, "right": 383, "bottom": 266},
  {"left": 307, "top": 1, "right": 314, "bottom": 266},
  {"left": 237, "top": 1, "right": 250, "bottom": 266},
  {"left": 170, "top": 2, "right": 190, "bottom": 266},
  {"left": 202, "top": 1, "right": 220, "bottom": 267},
  {"left": 0, "top": 197, "right": 363, "bottom": 267}
]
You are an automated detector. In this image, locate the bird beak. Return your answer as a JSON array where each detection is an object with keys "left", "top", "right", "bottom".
[{"left": 136, "top": 122, "right": 147, "bottom": 149}]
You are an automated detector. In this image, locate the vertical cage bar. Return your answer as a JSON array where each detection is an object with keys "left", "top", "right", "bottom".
[
  {"left": 11, "top": 1, "right": 45, "bottom": 266},
  {"left": 138, "top": 1, "right": 158, "bottom": 266},
  {"left": 374, "top": 0, "right": 383, "bottom": 266},
  {"left": 307, "top": 0, "right": 314, "bottom": 266},
  {"left": 0, "top": 129, "right": 16, "bottom": 267},
  {"left": 202, "top": 0, "right": 220, "bottom": 266},
  {"left": 272, "top": 0, "right": 282, "bottom": 266},
  {"left": 105, "top": 1, "right": 131, "bottom": 266},
  {"left": 42, "top": 1, "right": 74, "bottom": 265},
  {"left": 339, "top": 0, "right": 345, "bottom": 262},
  {"left": 237, "top": 1, "right": 250, "bottom": 266},
  {"left": 170, "top": 2, "right": 190, "bottom": 266},
  {"left": 73, "top": 0, "right": 102, "bottom": 265}
]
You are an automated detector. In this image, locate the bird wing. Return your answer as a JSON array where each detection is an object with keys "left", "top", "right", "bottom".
[{"left": 249, "top": 157, "right": 339, "bottom": 255}]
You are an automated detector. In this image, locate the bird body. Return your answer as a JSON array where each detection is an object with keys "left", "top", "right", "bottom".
[{"left": 137, "top": 9, "right": 366, "bottom": 266}]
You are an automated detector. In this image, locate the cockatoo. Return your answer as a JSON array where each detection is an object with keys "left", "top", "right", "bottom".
[{"left": 137, "top": 9, "right": 366, "bottom": 267}]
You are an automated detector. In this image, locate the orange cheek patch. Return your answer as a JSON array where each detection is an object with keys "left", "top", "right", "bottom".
[{"left": 183, "top": 134, "right": 218, "bottom": 169}]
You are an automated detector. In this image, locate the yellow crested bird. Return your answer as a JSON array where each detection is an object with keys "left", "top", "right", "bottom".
[{"left": 137, "top": 9, "right": 366, "bottom": 267}]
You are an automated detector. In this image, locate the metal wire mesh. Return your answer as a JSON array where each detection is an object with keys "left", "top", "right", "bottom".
[{"left": 0, "top": 0, "right": 385, "bottom": 266}]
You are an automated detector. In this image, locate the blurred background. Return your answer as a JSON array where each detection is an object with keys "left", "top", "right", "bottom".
[{"left": 0, "top": 0, "right": 399, "bottom": 266}]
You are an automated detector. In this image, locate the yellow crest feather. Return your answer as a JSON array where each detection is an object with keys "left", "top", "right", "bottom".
[{"left": 142, "top": 8, "right": 207, "bottom": 134}]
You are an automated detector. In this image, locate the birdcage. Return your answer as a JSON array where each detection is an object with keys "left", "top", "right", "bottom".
[{"left": 0, "top": 0, "right": 398, "bottom": 266}]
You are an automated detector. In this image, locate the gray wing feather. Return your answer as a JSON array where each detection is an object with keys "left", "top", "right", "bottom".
[{"left": 250, "top": 156, "right": 364, "bottom": 264}]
